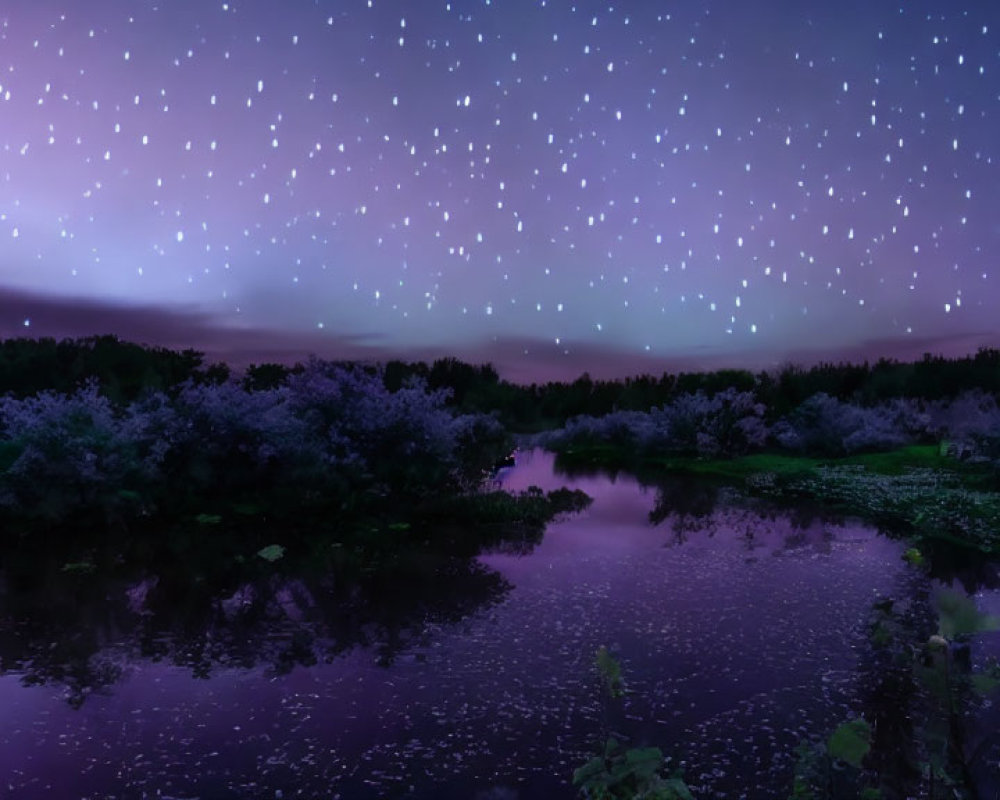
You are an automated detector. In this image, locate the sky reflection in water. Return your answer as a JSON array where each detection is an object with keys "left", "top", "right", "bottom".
[{"left": 3, "top": 451, "right": 995, "bottom": 798}]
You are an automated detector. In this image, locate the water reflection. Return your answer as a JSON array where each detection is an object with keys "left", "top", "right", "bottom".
[
  {"left": 0, "top": 538, "right": 511, "bottom": 705},
  {"left": 0, "top": 450, "right": 997, "bottom": 799}
]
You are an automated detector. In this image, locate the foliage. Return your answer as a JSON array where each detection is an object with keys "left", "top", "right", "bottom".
[
  {"left": 0, "top": 382, "right": 154, "bottom": 519},
  {"left": 772, "top": 394, "right": 910, "bottom": 456},
  {"left": 0, "top": 359, "right": 513, "bottom": 527},
  {"left": 785, "top": 465, "right": 1000, "bottom": 553},
  {"left": 934, "top": 588, "right": 1000, "bottom": 639},
  {"left": 0, "top": 335, "right": 222, "bottom": 402},
  {"left": 542, "top": 388, "right": 767, "bottom": 459},
  {"left": 256, "top": 544, "right": 286, "bottom": 562},
  {"left": 970, "top": 657, "right": 1000, "bottom": 695},
  {"left": 575, "top": 645, "right": 691, "bottom": 800},
  {"left": 427, "top": 486, "right": 592, "bottom": 530},
  {"left": 573, "top": 739, "right": 692, "bottom": 800},
  {"left": 789, "top": 718, "right": 876, "bottom": 799},
  {"left": 651, "top": 388, "right": 768, "bottom": 457},
  {"left": 595, "top": 645, "right": 625, "bottom": 698},
  {"left": 827, "top": 719, "right": 872, "bottom": 768}
]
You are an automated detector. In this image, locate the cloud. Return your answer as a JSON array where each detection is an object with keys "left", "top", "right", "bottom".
[{"left": 2, "top": 285, "right": 995, "bottom": 384}]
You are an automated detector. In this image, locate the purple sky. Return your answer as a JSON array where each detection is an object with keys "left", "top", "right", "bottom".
[{"left": 1, "top": 0, "right": 997, "bottom": 381}]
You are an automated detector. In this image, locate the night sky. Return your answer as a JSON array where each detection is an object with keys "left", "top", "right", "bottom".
[{"left": 1, "top": 0, "right": 998, "bottom": 380}]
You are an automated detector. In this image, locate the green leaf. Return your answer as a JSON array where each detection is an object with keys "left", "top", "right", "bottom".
[
  {"left": 256, "top": 544, "right": 286, "bottom": 562},
  {"left": 869, "top": 621, "right": 892, "bottom": 647},
  {"left": 624, "top": 746, "right": 664, "bottom": 781},
  {"left": 828, "top": 718, "right": 871, "bottom": 768},
  {"left": 971, "top": 659, "right": 1000, "bottom": 695},
  {"left": 195, "top": 513, "right": 222, "bottom": 525},
  {"left": 596, "top": 646, "right": 625, "bottom": 697},
  {"left": 572, "top": 756, "right": 609, "bottom": 787},
  {"left": 902, "top": 547, "right": 924, "bottom": 566},
  {"left": 61, "top": 561, "right": 96, "bottom": 574},
  {"left": 936, "top": 588, "right": 1000, "bottom": 638},
  {"left": 660, "top": 777, "right": 695, "bottom": 800}
]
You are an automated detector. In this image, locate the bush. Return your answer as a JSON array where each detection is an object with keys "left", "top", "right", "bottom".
[
  {"left": 540, "top": 389, "right": 767, "bottom": 458},
  {"left": 651, "top": 388, "right": 767, "bottom": 457},
  {"left": 773, "top": 394, "right": 909, "bottom": 456},
  {"left": 929, "top": 390, "right": 1000, "bottom": 457},
  {"left": 0, "top": 360, "right": 512, "bottom": 524},
  {"left": 0, "top": 383, "right": 150, "bottom": 518}
]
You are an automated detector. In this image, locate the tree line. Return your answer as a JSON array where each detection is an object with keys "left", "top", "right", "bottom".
[{"left": 1, "top": 335, "right": 999, "bottom": 428}]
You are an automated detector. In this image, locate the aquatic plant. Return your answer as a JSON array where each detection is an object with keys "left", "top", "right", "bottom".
[
  {"left": 934, "top": 588, "right": 1000, "bottom": 639},
  {"left": 595, "top": 645, "right": 625, "bottom": 699},
  {"left": 256, "top": 544, "right": 285, "bottom": 562},
  {"left": 827, "top": 719, "right": 872, "bottom": 769},
  {"left": 787, "top": 466, "right": 1000, "bottom": 552},
  {"left": 574, "top": 647, "right": 692, "bottom": 800},
  {"left": 788, "top": 718, "right": 876, "bottom": 799},
  {"left": 573, "top": 738, "right": 693, "bottom": 800}
]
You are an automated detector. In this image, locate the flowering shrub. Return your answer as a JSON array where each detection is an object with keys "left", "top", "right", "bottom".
[
  {"left": 164, "top": 381, "right": 319, "bottom": 504},
  {"left": 540, "top": 410, "right": 659, "bottom": 452},
  {"left": 773, "top": 393, "right": 909, "bottom": 455},
  {"left": 928, "top": 390, "right": 1000, "bottom": 458},
  {"left": 541, "top": 389, "right": 767, "bottom": 458},
  {"left": 651, "top": 388, "right": 767, "bottom": 457},
  {"left": 0, "top": 360, "right": 511, "bottom": 524},
  {"left": 0, "top": 383, "right": 143, "bottom": 518},
  {"left": 284, "top": 360, "right": 489, "bottom": 499}
]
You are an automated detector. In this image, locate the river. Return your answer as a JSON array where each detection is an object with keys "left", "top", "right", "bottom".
[{"left": 1, "top": 450, "right": 997, "bottom": 798}]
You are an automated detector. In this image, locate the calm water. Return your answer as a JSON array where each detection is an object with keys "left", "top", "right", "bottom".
[{"left": 1, "top": 450, "right": 998, "bottom": 799}]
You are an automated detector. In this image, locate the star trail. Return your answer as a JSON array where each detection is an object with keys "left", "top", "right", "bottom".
[{"left": 1, "top": 0, "right": 997, "bottom": 378}]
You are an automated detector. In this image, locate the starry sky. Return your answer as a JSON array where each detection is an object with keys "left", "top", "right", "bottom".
[{"left": 1, "top": 0, "right": 998, "bottom": 381}]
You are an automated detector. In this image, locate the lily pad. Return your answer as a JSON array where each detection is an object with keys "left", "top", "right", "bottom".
[
  {"left": 257, "top": 544, "right": 286, "bottom": 562},
  {"left": 828, "top": 718, "right": 871, "bottom": 768},
  {"left": 61, "top": 561, "right": 96, "bottom": 574}
]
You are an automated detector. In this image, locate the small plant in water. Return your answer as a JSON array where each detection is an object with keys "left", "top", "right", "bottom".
[
  {"left": 788, "top": 717, "right": 874, "bottom": 799},
  {"left": 574, "top": 647, "right": 692, "bottom": 799},
  {"left": 572, "top": 738, "right": 693, "bottom": 800},
  {"left": 827, "top": 719, "right": 872, "bottom": 769},
  {"left": 256, "top": 544, "right": 285, "bottom": 562},
  {"left": 60, "top": 560, "right": 96, "bottom": 574},
  {"left": 595, "top": 645, "right": 625, "bottom": 698}
]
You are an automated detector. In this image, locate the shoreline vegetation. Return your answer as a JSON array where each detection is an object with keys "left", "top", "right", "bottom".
[
  {"left": 1, "top": 333, "right": 997, "bottom": 587},
  {"left": 2, "top": 335, "right": 1000, "bottom": 799},
  {"left": 549, "top": 443, "right": 1000, "bottom": 555}
]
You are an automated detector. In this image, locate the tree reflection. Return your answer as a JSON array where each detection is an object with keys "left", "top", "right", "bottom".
[
  {"left": 0, "top": 531, "right": 512, "bottom": 704},
  {"left": 647, "top": 476, "right": 721, "bottom": 545}
]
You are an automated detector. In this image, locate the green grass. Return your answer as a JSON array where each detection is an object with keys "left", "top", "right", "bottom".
[
  {"left": 839, "top": 445, "right": 951, "bottom": 474},
  {"left": 555, "top": 442, "right": 1000, "bottom": 554},
  {"left": 649, "top": 452, "right": 822, "bottom": 480},
  {"left": 560, "top": 444, "right": 947, "bottom": 481}
]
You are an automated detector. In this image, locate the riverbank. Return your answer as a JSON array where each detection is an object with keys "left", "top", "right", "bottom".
[{"left": 550, "top": 443, "right": 1000, "bottom": 555}]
